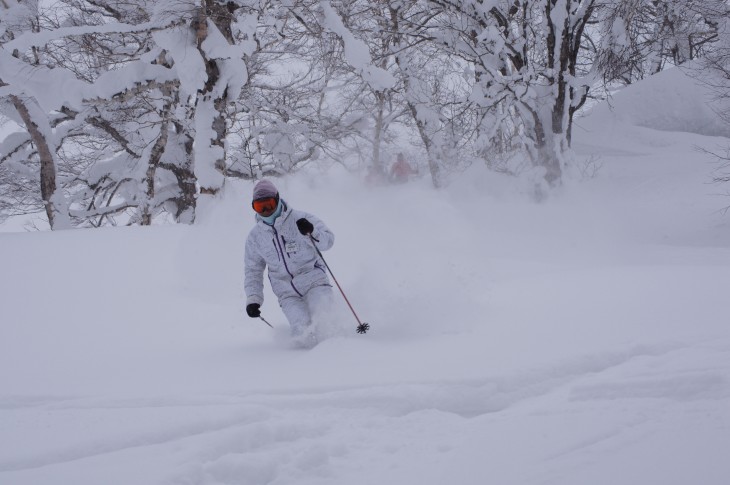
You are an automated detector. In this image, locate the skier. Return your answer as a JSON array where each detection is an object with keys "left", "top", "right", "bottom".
[
  {"left": 244, "top": 179, "right": 335, "bottom": 348},
  {"left": 389, "top": 152, "right": 415, "bottom": 184}
]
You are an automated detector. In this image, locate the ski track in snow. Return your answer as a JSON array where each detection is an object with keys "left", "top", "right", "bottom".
[{"left": 2, "top": 342, "right": 729, "bottom": 485}]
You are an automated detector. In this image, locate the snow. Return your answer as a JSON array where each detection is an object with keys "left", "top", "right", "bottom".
[
  {"left": 0, "top": 48, "right": 178, "bottom": 115},
  {"left": 584, "top": 65, "right": 730, "bottom": 138},
  {"left": 193, "top": 98, "right": 226, "bottom": 189},
  {"left": 153, "top": 28, "right": 209, "bottom": 100},
  {"left": 319, "top": 0, "right": 396, "bottom": 92},
  {"left": 2, "top": 69, "right": 730, "bottom": 484},
  {"left": 4, "top": 20, "right": 165, "bottom": 53}
]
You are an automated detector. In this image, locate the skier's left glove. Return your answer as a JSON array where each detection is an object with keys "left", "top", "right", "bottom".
[
  {"left": 246, "top": 303, "right": 261, "bottom": 318},
  {"left": 296, "top": 218, "right": 314, "bottom": 235}
]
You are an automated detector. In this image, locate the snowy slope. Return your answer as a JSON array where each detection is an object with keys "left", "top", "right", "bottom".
[
  {"left": 583, "top": 64, "right": 730, "bottom": 138},
  {"left": 2, "top": 70, "right": 730, "bottom": 485}
]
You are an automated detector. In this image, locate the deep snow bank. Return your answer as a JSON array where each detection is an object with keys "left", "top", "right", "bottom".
[{"left": 581, "top": 65, "right": 730, "bottom": 137}]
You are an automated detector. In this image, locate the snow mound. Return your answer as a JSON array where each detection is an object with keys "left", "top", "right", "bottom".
[{"left": 582, "top": 65, "right": 730, "bottom": 138}]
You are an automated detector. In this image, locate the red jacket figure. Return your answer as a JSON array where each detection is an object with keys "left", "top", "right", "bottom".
[{"left": 390, "top": 153, "right": 414, "bottom": 183}]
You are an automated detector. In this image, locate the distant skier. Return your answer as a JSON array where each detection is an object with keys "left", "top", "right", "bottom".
[
  {"left": 389, "top": 152, "right": 415, "bottom": 184},
  {"left": 244, "top": 179, "right": 335, "bottom": 348}
]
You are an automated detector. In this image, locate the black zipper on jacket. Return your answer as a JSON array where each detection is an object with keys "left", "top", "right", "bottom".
[
  {"left": 271, "top": 238, "right": 280, "bottom": 261},
  {"left": 281, "top": 236, "right": 289, "bottom": 258},
  {"left": 272, "top": 226, "right": 302, "bottom": 296}
]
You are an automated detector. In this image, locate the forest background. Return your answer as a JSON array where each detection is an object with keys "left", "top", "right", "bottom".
[{"left": 3, "top": 0, "right": 730, "bottom": 229}]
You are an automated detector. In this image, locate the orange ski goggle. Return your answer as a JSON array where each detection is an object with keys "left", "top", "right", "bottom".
[{"left": 252, "top": 196, "right": 279, "bottom": 214}]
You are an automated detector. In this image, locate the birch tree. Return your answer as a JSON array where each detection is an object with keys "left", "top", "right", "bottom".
[
  {"left": 0, "top": 1, "right": 240, "bottom": 226},
  {"left": 0, "top": 1, "right": 70, "bottom": 228},
  {"left": 426, "top": 0, "right": 598, "bottom": 186}
]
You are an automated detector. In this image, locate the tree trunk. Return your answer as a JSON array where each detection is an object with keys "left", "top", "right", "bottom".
[
  {"left": 194, "top": 2, "right": 237, "bottom": 195},
  {"left": 406, "top": 101, "right": 443, "bottom": 188},
  {"left": 530, "top": 108, "right": 562, "bottom": 186},
  {"left": 141, "top": 110, "right": 171, "bottom": 226},
  {"left": 372, "top": 91, "right": 386, "bottom": 173},
  {"left": 389, "top": 5, "right": 443, "bottom": 188},
  {"left": 9, "top": 95, "right": 60, "bottom": 228}
]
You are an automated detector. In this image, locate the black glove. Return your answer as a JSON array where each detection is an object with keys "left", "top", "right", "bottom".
[
  {"left": 296, "top": 218, "right": 314, "bottom": 235},
  {"left": 246, "top": 303, "right": 261, "bottom": 318}
]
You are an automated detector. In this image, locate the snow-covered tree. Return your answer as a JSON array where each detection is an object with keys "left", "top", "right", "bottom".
[
  {"left": 691, "top": 1, "right": 730, "bottom": 200},
  {"left": 0, "top": 1, "right": 192, "bottom": 226},
  {"left": 0, "top": 1, "right": 248, "bottom": 226},
  {"left": 426, "top": 0, "right": 598, "bottom": 187},
  {"left": 596, "top": 0, "right": 721, "bottom": 85},
  {"left": 224, "top": 0, "right": 364, "bottom": 178},
  {"left": 0, "top": 1, "right": 71, "bottom": 228},
  {"left": 5, "top": 0, "right": 729, "bottom": 229}
]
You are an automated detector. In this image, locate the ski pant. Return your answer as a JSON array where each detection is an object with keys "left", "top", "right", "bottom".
[{"left": 279, "top": 284, "right": 334, "bottom": 336}]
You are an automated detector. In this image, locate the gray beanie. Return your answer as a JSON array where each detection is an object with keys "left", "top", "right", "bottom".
[{"left": 253, "top": 179, "right": 278, "bottom": 200}]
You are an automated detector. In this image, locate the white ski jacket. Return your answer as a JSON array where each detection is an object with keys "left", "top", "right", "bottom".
[{"left": 244, "top": 201, "right": 334, "bottom": 306}]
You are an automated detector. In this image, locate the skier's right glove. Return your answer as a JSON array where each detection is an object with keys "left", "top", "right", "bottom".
[
  {"left": 296, "top": 218, "right": 314, "bottom": 235},
  {"left": 246, "top": 303, "right": 261, "bottom": 318}
]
